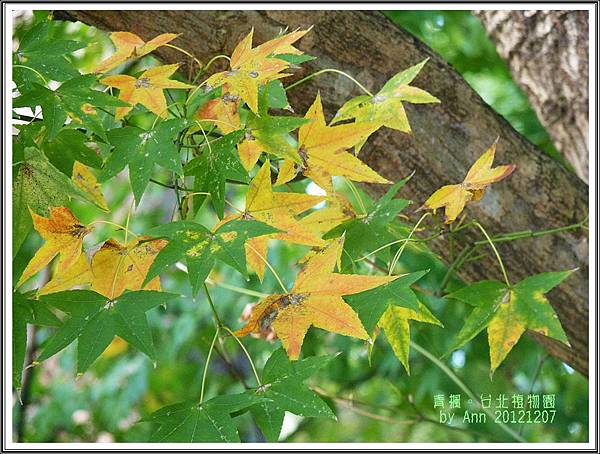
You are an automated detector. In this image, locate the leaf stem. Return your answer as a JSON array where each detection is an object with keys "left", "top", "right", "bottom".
[
  {"left": 199, "top": 328, "right": 220, "bottom": 403},
  {"left": 388, "top": 213, "right": 430, "bottom": 275},
  {"left": 164, "top": 43, "right": 204, "bottom": 72},
  {"left": 344, "top": 179, "right": 368, "bottom": 215},
  {"left": 411, "top": 342, "right": 526, "bottom": 443},
  {"left": 473, "top": 221, "right": 510, "bottom": 288},
  {"left": 13, "top": 64, "right": 48, "bottom": 85},
  {"left": 221, "top": 326, "right": 262, "bottom": 387},
  {"left": 88, "top": 220, "right": 139, "bottom": 238},
  {"left": 203, "top": 283, "right": 223, "bottom": 328},
  {"left": 245, "top": 243, "right": 289, "bottom": 293},
  {"left": 285, "top": 68, "right": 374, "bottom": 96}
]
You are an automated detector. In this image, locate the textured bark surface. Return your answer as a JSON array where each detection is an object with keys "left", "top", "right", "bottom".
[
  {"left": 476, "top": 10, "right": 589, "bottom": 182},
  {"left": 54, "top": 10, "right": 589, "bottom": 376}
]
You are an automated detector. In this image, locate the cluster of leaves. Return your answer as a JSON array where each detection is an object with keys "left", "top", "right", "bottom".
[{"left": 12, "top": 19, "right": 575, "bottom": 442}]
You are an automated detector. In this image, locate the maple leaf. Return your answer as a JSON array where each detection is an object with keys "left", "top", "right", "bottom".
[
  {"left": 248, "top": 348, "right": 336, "bottom": 441},
  {"left": 89, "top": 238, "right": 166, "bottom": 298},
  {"left": 37, "top": 289, "right": 180, "bottom": 373},
  {"left": 144, "top": 219, "right": 278, "bottom": 296},
  {"left": 215, "top": 161, "right": 325, "bottom": 280},
  {"left": 37, "top": 237, "right": 165, "bottom": 298},
  {"left": 333, "top": 59, "right": 440, "bottom": 152},
  {"left": 421, "top": 140, "right": 516, "bottom": 223},
  {"left": 446, "top": 270, "right": 574, "bottom": 376},
  {"left": 236, "top": 236, "right": 399, "bottom": 359},
  {"left": 299, "top": 193, "right": 357, "bottom": 236},
  {"left": 13, "top": 147, "right": 87, "bottom": 254},
  {"left": 274, "top": 93, "right": 387, "bottom": 192},
  {"left": 346, "top": 269, "right": 428, "bottom": 333},
  {"left": 17, "top": 207, "right": 91, "bottom": 287},
  {"left": 379, "top": 301, "right": 443, "bottom": 374},
  {"left": 194, "top": 95, "right": 241, "bottom": 134},
  {"left": 100, "top": 64, "right": 193, "bottom": 120},
  {"left": 13, "top": 20, "right": 85, "bottom": 90},
  {"left": 94, "top": 31, "right": 179, "bottom": 73},
  {"left": 237, "top": 110, "right": 308, "bottom": 171},
  {"left": 13, "top": 292, "right": 60, "bottom": 389},
  {"left": 41, "top": 129, "right": 102, "bottom": 175},
  {"left": 324, "top": 175, "right": 412, "bottom": 266},
  {"left": 102, "top": 118, "right": 189, "bottom": 204},
  {"left": 38, "top": 254, "right": 93, "bottom": 296},
  {"left": 204, "top": 28, "right": 310, "bottom": 113},
  {"left": 183, "top": 130, "right": 249, "bottom": 218},
  {"left": 71, "top": 161, "right": 109, "bottom": 212},
  {"left": 146, "top": 393, "right": 267, "bottom": 442},
  {"left": 13, "top": 74, "right": 129, "bottom": 140}
]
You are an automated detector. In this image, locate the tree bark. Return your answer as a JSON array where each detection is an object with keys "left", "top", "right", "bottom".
[
  {"left": 53, "top": 10, "right": 589, "bottom": 376},
  {"left": 476, "top": 10, "right": 589, "bottom": 183}
]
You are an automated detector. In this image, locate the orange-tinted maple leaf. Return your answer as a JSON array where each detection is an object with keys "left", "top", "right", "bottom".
[
  {"left": 94, "top": 31, "right": 179, "bottom": 73},
  {"left": 17, "top": 207, "right": 91, "bottom": 287},
  {"left": 421, "top": 139, "right": 515, "bottom": 223},
  {"left": 89, "top": 237, "right": 166, "bottom": 299},
  {"left": 101, "top": 64, "right": 193, "bottom": 120},
  {"left": 215, "top": 161, "right": 325, "bottom": 280},
  {"left": 204, "top": 28, "right": 309, "bottom": 113},
  {"left": 193, "top": 96, "right": 241, "bottom": 134},
  {"left": 274, "top": 93, "right": 388, "bottom": 192},
  {"left": 236, "top": 236, "right": 399, "bottom": 359}
]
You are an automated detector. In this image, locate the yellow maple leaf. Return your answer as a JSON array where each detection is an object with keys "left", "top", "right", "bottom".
[
  {"left": 101, "top": 64, "right": 193, "bottom": 120},
  {"left": 94, "top": 31, "right": 179, "bottom": 74},
  {"left": 71, "top": 161, "right": 109, "bottom": 212},
  {"left": 236, "top": 236, "right": 399, "bottom": 359},
  {"left": 17, "top": 207, "right": 91, "bottom": 287},
  {"left": 215, "top": 161, "right": 325, "bottom": 280},
  {"left": 421, "top": 140, "right": 515, "bottom": 223},
  {"left": 204, "top": 28, "right": 309, "bottom": 113},
  {"left": 38, "top": 254, "right": 93, "bottom": 296},
  {"left": 300, "top": 192, "right": 357, "bottom": 236},
  {"left": 274, "top": 93, "right": 388, "bottom": 192},
  {"left": 379, "top": 302, "right": 442, "bottom": 374},
  {"left": 89, "top": 237, "right": 166, "bottom": 299}
]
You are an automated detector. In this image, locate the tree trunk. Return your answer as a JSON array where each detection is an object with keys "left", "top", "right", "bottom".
[
  {"left": 475, "top": 10, "right": 589, "bottom": 183},
  {"left": 53, "top": 10, "right": 590, "bottom": 376}
]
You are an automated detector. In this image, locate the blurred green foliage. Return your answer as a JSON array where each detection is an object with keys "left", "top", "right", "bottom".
[{"left": 12, "top": 10, "right": 587, "bottom": 444}]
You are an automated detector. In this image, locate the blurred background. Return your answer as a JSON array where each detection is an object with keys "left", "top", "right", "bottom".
[{"left": 12, "top": 10, "right": 588, "bottom": 443}]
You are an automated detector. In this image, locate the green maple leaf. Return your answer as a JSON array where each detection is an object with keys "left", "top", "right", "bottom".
[
  {"left": 325, "top": 175, "right": 412, "bottom": 267},
  {"left": 12, "top": 147, "right": 87, "bottom": 256},
  {"left": 41, "top": 129, "right": 102, "bottom": 175},
  {"left": 13, "top": 20, "right": 85, "bottom": 90},
  {"left": 37, "top": 289, "right": 180, "bottom": 373},
  {"left": 332, "top": 59, "right": 439, "bottom": 152},
  {"left": 379, "top": 300, "right": 443, "bottom": 374},
  {"left": 346, "top": 269, "right": 428, "bottom": 333},
  {"left": 262, "top": 80, "right": 291, "bottom": 109},
  {"left": 184, "top": 130, "right": 249, "bottom": 218},
  {"left": 248, "top": 348, "right": 336, "bottom": 442},
  {"left": 13, "top": 292, "right": 60, "bottom": 390},
  {"left": 146, "top": 393, "right": 267, "bottom": 442},
  {"left": 144, "top": 219, "right": 278, "bottom": 296},
  {"left": 273, "top": 54, "right": 316, "bottom": 65},
  {"left": 13, "top": 74, "right": 129, "bottom": 141},
  {"left": 446, "top": 270, "right": 575, "bottom": 376},
  {"left": 244, "top": 109, "right": 308, "bottom": 164},
  {"left": 102, "top": 118, "right": 188, "bottom": 205}
]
